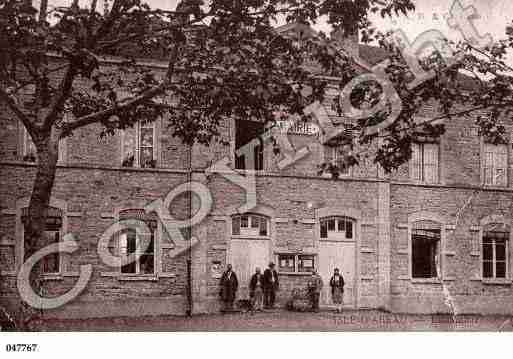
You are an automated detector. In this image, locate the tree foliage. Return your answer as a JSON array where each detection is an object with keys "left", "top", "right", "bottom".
[{"left": 0, "top": 0, "right": 423, "bottom": 324}]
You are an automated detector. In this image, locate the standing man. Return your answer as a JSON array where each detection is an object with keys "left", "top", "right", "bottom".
[
  {"left": 219, "top": 264, "right": 238, "bottom": 312},
  {"left": 263, "top": 262, "right": 279, "bottom": 309},
  {"left": 307, "top": 269, "right": 323, "bottom": 312},
  {"left": 249, "top": 267, "right": 264, "bottom": 312}
]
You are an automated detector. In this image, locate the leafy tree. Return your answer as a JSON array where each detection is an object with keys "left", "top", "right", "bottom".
[
  {"left": 0, "top": 0, "right": 418, "bottom": 327},
  {"left": 336, "top": 22, "right": 513, "bottom": 175}
]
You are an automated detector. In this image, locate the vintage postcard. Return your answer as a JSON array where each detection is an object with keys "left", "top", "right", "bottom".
[{"left": 1, "top": 0, "right": 513, "bottom": 355}]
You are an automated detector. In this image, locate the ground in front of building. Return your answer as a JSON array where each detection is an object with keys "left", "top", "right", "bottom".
[{"left": 36, "top": 310, "right": 513, "bottom": 331}]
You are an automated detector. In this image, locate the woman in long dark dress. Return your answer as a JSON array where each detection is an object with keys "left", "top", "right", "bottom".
[{"left": 330, "top": 268, "right": 345, "bottom": 313}]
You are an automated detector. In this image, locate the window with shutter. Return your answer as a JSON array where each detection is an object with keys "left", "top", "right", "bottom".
[
  {"left": 483, "top": 143, "right": 508, "bottom": 187},
  {"left": 410, "top": 143, "right": 422, "bottom": 181},
  {"left": 21, "top": 123, "right": 65, "bottom": 164},
  {"left": 410, "top": 142, "right": 439, "bottom": 183},
  {"left": 423, "top": 143, "right": 439, "bottom": 183},
  {"left": 121, "top": 121, "right": 157, "bottom": 168}
]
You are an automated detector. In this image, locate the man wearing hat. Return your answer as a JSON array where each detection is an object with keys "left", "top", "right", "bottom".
[{"left": 263, "top": 262, "right": 279, "bottom": 309}]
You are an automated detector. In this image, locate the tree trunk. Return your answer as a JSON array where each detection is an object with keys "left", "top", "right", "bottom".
[{"left": 18, "top": 128, "right": 60, "bottom": 330}]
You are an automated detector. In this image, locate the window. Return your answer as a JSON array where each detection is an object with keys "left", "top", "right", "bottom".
[
  {"left": 482, "top": 229, "right": 509, "bottom": 279},
  {"left": 324, "top": 145, "right": 350, "bottom": 176},
  {"left": 410, "top": 142, "right": 439, "bottom": 183},
  {"left": 121, "top": 121, "right": 157, "bottom": 168},
  {"left": 320, "top": 216, "right": 354, "bottom": 240},
  {"left": 119, "top": 228, "right": 155, "bottom": 274},
  {"left": 22, "top": 207, "right": 62, "bottom": 274},
  {"left": 483, "top": 143, "right": 507, "bottom": 187},
  {"left": 411, "top": 221, "right": 441, "bottom": 279},
  {"left": 278, "top": 254, "right": 295, "bottom": 273},
  {"left": 277, "top": 253, "right": 316, "bottom": 273},
  {"left": 21, "top": 124, "right": 64, "bottom": 163},
  {"left": 235, "top": 120, "right": 264, "bottom": 171},
  {"left": 232, "top": 214, "right": 269, "bottom": 237},
  {"left": 22, "top": 126, "right": 37, "bottom": 162},
  {"left": 298, "top": 254, "right": 315, "bottom": 272},
  {"left": 118, "top": 210, "right": 157, "bottom": 275}
]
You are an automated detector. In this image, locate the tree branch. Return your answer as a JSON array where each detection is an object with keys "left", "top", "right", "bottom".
[
  {"left": 62, "top": 39, "right": 182, "bottom": 137},
  {"left": 43, "top": 64, "right": 77, "bottom": 130},
  {"left": 467, "top": 43, "right": 513, "bottom": 73},
  {"left": 0, "top": 86, "right": 35, "bottom": 134},
  {"left": 376, "top": 105, "right": 490, "bottom": 139},
  {"left": 60, "top": 82, "right": 168, "bottom": 137},
  {"left": 39, "top": 0, "right": 48, "bottom": 23}
]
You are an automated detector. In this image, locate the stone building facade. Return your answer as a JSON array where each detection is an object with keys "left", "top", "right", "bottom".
[{"left": 2, "top": 28, "right": 513, "bottom": 318}]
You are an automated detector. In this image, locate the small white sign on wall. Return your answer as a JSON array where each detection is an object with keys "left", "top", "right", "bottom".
[{"left": 211, "top": 261, "right": 222, "bottom": 279}]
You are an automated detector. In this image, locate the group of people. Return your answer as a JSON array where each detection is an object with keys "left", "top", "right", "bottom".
[
  {"left": 307, "top": 268, "right": 345, "bottom": 313},
  {"left": 219, "top": 263, "right": 345, "bottom": 313},
  {"left": 219, "top": 262, "right": 279, "bottom": 312}
]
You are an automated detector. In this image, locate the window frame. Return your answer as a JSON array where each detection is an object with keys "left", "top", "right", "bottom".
[
  {"left": 276, "top": 253, "right": 316, "bottom": 274},
  {"left": 20, "top": 123, "right": 66, "bottom": 164},
  {"left": 481, "top": 227, "right": 509, "bottom": 280},
  {"left": 121, "top": 120, "right": 158, "bottom": 169},
  {"left": 407, "top": 214, "right": 445, "bottom": 282},
  {"left": 411, "top": 225, "right": 441, "bottom": 279},
  {"left": 118, "top": 226, "right": 156, "bottom": 276},
  {"left": 482, "top": 142, "right": 508, "bottom": 187},
  {"left": 233, "top": 119, "right": 266, "bottom": 172},
  {"left": 231, "top": 213, "right": 270, "bottom": 238},
  {"left": 319, "top": 216, "right": 355, "bottom": 241},
  {"left": 410, "top": 142, "right": 440, "bottom": 184},
  {"left": 322, "top": 145, "right": 351, "bottom": 178},
  {"left": 20, "top": 206, "right": 65, "bottom": 276}
]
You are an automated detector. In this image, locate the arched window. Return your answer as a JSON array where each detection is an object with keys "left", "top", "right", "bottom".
[
  {"left": 320, "top": 216, "right": 354, "bottom": 240},
  {"left": 118, "top": 209, "right": 157, "bottom": 275},
  {"left": 231, "top": 214, "right": 269, "bottom": 237},
  {"left": 411, "top": 220, "right": 441, "bottom": 279},
  {"left": 482, "top": 223, "right": 509, "bottom": 279}
]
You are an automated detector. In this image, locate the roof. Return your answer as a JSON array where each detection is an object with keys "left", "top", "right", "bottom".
[
  {"left": 103, "top": 21, "right": 480, "bottom": 91},
  {"left": 358, "top": 44, "right": 389, "bottom": 66}
]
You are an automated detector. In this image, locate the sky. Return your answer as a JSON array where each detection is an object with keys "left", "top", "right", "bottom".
[
  {"left": 39, "top": 0, "right": 513, "bottom": 60},
  {"left": 41, "top": 0, "right": 513, "bottom": 39}
]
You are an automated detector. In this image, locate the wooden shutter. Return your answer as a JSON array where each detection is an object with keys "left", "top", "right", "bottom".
[
  {"left": 410, "top": 143, "right": 422, "bottom": 181},
  {"left": 122, "top": 126, "right": 136, "bottom": 166},
  {"left": 495, "top": 144, "right": 508, "bottom": 186},
  {"left": 423, "top": 143, "right": 439, "bottom": 183},
  {"left": 483, "top": 144, "right": 494, "bottom": 185}
]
